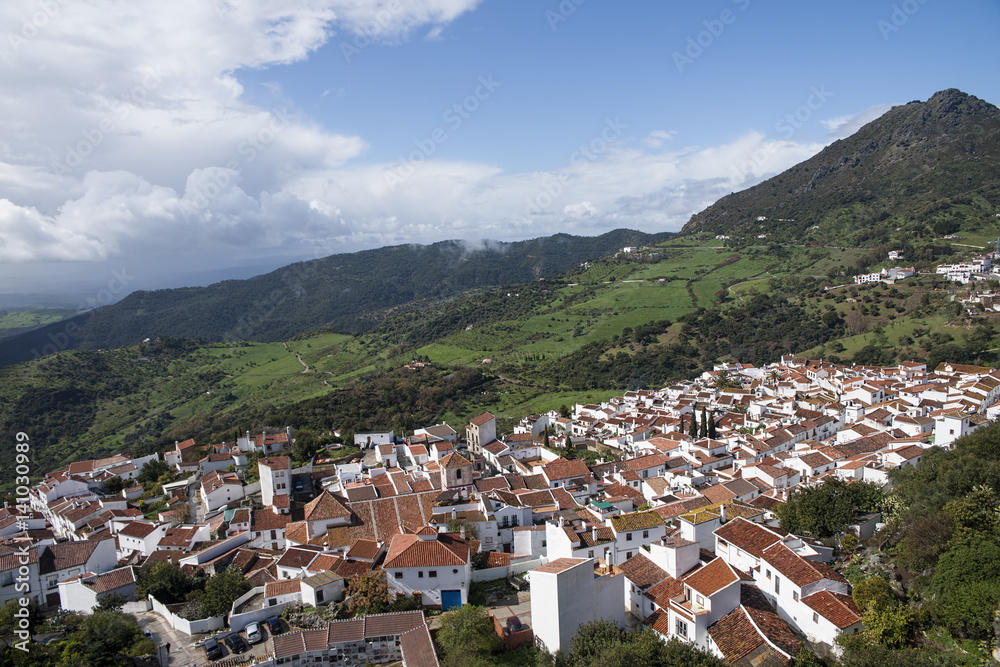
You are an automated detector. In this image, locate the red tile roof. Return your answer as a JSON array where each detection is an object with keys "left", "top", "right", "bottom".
[
  {"left": 469, "top": 413, "right": 496, "bottom": 427},
  {"left": 713, "top": 518, "right": 784, "bottom": 559},
  {"left": 304, "top": 492, "right": 351, "bottom": 521},
  {"left": 618, "top": 553, "right": 668, "bottom": 590},
  {"left": 762, "top": 543, "right": 846, "bottom": 588},
  {"left": 383, "top": 533, "right": 469, "bottom": 569},
  {"left": 681, "top": 557, "right": 739, "bottom": 597},
  {"left": 802, "top": 590, "right": 862, "bottom": 629}
]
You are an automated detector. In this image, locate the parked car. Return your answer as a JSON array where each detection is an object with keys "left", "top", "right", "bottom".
[
  {"left": 245, "top": 621, "right": 262, "bottom": 644},
  {"left": 506, "top": 616, "right": 526, "bottom": 634},
  {"left": 203, "top": 637, "right": 223, "bottom": 660},
  {"left": 224, "top": 633, "right": 249, "bottom": 654},
  {"left": 266, "top": 616, "right": 282, "bottom": 635},
  {"left": 143, "top": 629, "right": 153, "bottom": 640}
]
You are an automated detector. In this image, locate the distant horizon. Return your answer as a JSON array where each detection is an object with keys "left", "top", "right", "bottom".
[
  {"left": 0, "top": 227, "right": 671, "bottom": 305},
  {"left": 1, "top": 0, "right": 998, "bottom": 296}
]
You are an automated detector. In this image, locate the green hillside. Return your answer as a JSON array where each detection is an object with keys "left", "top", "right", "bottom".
[
  {"left": 683, "top": 89, "right": 1000, "bottom": 252},
  {"left": 0, "top": 229, "right": 668, "bottom": 367}
]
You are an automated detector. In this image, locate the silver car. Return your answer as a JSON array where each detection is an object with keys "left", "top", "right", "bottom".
[{"left": 245, "top": 621, "right": 262, "bottom": 644}]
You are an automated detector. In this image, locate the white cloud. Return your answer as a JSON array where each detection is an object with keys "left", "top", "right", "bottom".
[
  {"left": 0, "top": 0, "right": 858, "bottom": 293},
  {"left": 821, "top": 104, "right": 893, "bottom": 139},
  {"left": 641, "top": 130, "right": 677, "bottom": 149}
]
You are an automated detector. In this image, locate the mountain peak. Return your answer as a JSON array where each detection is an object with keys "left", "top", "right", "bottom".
[{"left": 681, "top": 88, "right": 1000, "bottom": 240}]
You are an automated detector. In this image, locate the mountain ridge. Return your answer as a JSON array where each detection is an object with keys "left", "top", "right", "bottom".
[
  {"left": 0, "top": 229, "right": 669, "bottom": 366},
  {"left": 681, "top": 88, "right": 1000, "bottom": 243}
]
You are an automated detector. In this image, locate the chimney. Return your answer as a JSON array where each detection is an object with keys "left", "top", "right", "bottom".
[
  {"left": 558, "top": 516, "right": 565, "bottom": 528},
  {"left": 592, "top": 525, "right": 598, "bottom": 540},
  {"left": 460, "top": 525, "right": 466, "bottom": 539},
  {"left": 451, "top": 509, "right": 457, "bottom": 521},
  {"left": 720, "top": 504, "right": 727, "bottom": 524}
]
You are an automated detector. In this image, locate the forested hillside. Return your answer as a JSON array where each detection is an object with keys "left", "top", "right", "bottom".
[{"left": 0, "top": 229, "right": 668, "bottom": 366}]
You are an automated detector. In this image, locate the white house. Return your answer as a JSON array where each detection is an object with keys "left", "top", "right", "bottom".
[
  {"left": 200, "top": 470, "right": 245, "bottom": 512},
  {"left": 529, "top": 557, "right": 625, "bottom": 654},
  {"left": 383, "top": 528, "right": 472, "bottom": 609},
  {"left": 58, "top": 566, "right": 137, "bottom": 613},
  {"left": 606, "top": 511, "right": 668, "bottom": 563},
  {"left": 259, "top": 456, "right": 291, "bottom": 508},
  {"left": 115, "top": 521, "right": 167, "bottom": 559}
]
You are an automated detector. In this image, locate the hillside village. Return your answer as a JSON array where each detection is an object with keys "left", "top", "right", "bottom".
[{"left": 5, "top": 355, "right": 1000, "bottom": 665}]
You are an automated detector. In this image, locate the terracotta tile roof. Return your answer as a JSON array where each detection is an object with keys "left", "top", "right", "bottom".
[
  {"left": 681, "top": 557, "right": 739, "bottom": 597},
  {"left": 469, "top": 412, "right": 496, "bottom": 427},
  {"left": 542, "top": 458, "right": 591, "bottom": 481},
  {"left": 618, "top": 553, "right": 668, "bottom": 590},
  {"left": 762, "top": 543, "right": 846, "bottom": 587},
  {"left": 802, "top": 590, "right": 862, "bottom": 629},
  {"left": 251, "top": 509, "right": 293, "bottom": 532},
  {"left": 609, "top": 511, "right": 664, "bottom": 533},
  {"left": 39, "top": 540, "right": 102, "bottom": 574},
  {"left": 272, "top": 629, "right": 306, "bottom": 658},
  {"left": 713, "top": 518, "right": 784, "bottom": 559},
  {"left": 534, "top": 557, "right": 588, "bottom": 575},
  {"left": 654, "top": 495, "right": 712, "bottom": 520},
  {"left": 644, "top": 573, "right": 685, "bottom": 608},
  {"left": 304, "top": 492, "right": 351, "bottom": 521},
  {"left": 741, "top": 585, "right": 800, "bottom": 657},
  {"left": 644, "top": 607, "right": 672, "bottom": 636},
  {"left": 399, "top": 623, "right": 440, "bottom": 667},
  {"left": 259, "top": 456, "right": 290, "bottom": 471},
  {"left": 439, "top": 452, "right": 473, "bottom": 469},
  {"left": 347, "top": 538, "right": 380, "bottom": 561},
  {"left": 277, "top": 548, "right": 319, "bottom": 570},
  {"left": 708, "top": 586, "right": 798, "bottom": 665},
  {"left": 284, "top": 521, "right": 310, "bottom": 546},
  {"left": 265, "top": 578, "right": 303, "bottom": 598},
  {"left": 602, "top": 482, "right": 644, "bottom": 500},
  {"left": 363, "top": 610, "right": 427, "bottom": 637},
  {"left": 85, "top": 566, "right": 136, "bottom": 593},
  {"left": 409, "top": 479, "right": 434, "bottom": 493},
  {"left": 327, "top": 618, "right": 365, "bottom": 643},
  {"left": 475, "top": 477, "right": 510, "bottom": 493},
  {"left": 383, "top": 533, "right": 469, "bottom": 569}
]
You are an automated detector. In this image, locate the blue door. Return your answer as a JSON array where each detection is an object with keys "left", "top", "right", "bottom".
[{"left": 441, "top": 590, "right": 462, "bottom": 611}]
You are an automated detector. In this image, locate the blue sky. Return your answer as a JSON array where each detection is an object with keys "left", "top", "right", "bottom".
[{"left": 0, "top": 0, "right": 998, "bottom": 299}]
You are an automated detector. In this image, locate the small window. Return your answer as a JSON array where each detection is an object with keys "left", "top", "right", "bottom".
[
  {"left": 675, "top": 619, "right": 688, "bottom": 638},
  {"left": 775, "top": 577, "right": 780, "bottom": 594},
  {"left": 588, "top": 550, "right": 594, "bottom": 558},
  {"left": 394, "top": 572, "right": 403, "bottom": 579},
  {"left": 429, "top": 570, "right": 437, "bottom": 578},
  {"left": 418, "top": 571, "right": 424, "bottom": 578},
  {"left": 765, "top": 569, "right": 771, "bottom": 580},
  {"left": 626, "top": 551, "right": 633, "bottom": 559},
  {"left": 642, "top": 530, "right": 649, "bottom": 539},
  {"left": 696, "top": 595, "right": 704, "bottom": 606},
  {"left": 542, "top": 540, "right": 546, "bottom": 547},
  {"left": 793, "top": 591, "right": 799, "bottom": 601},
  {"left": 626, "top": 533, "right": 633, "bottom": 541},
  {"left": 813, "top": 611, "right": 819, "bottom": 623}
]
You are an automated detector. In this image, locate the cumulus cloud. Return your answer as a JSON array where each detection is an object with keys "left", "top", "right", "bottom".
[{"left": 0, "top": 0, "right": 874, "bottom": 294}]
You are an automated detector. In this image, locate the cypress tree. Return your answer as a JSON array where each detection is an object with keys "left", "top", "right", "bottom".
[
  {"left": 699, "top": 407, "right": 708, "bottom": 438},
  {"left": 689, "top": 412, "right": 698, "bottom": 438},
  {"left": 708, "top": 411, "right": 718, "bottom": 439}
]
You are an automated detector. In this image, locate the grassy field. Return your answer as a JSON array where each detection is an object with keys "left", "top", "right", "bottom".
[{"left": 0, "top": 308, "right": 77, "bottom": 341}]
